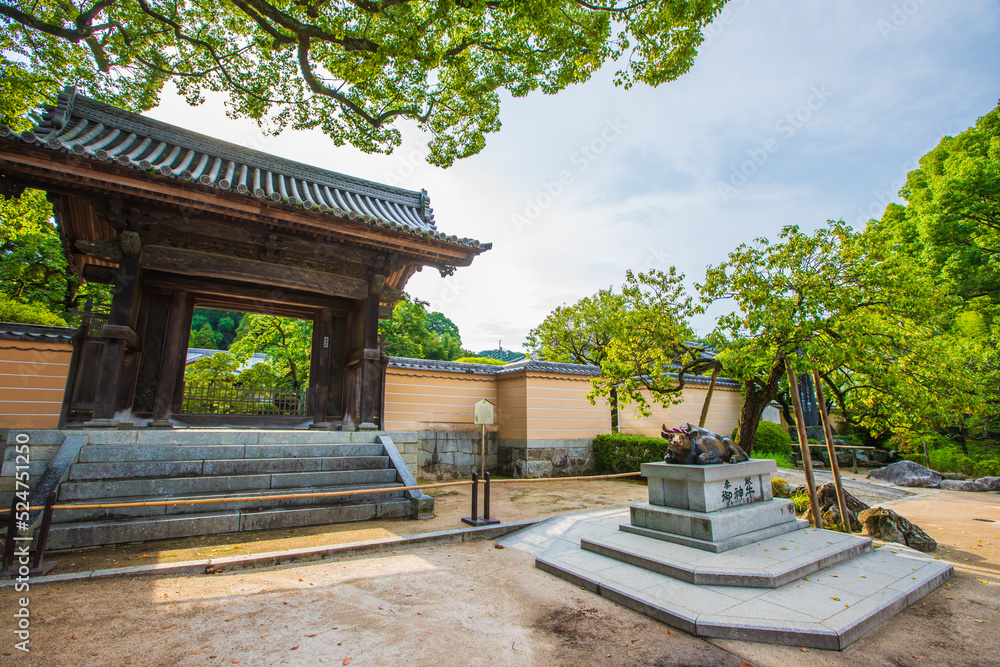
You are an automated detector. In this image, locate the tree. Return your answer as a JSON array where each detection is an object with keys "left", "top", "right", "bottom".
[
  {"left": 697, "top": 220, "right": 975, "bottom": 454},
  {"left": 230, "top": 314, "right": 312, "bottom": 388},
  {"left": 587, "top": 268, "right": 704, "bottom": 423},
  {"left": 379, "top": 295, "right": 465, "bottom": 360},
  {"left": 873, "top": 101, "right": 1000, "bottom": 445},
  {"left": 528, "top": 287, "right": 627, "bottom": 428},
  {"left": 0, "top": 189, "right": 67, "bottom": 309},
  {"left": 189, "top": 321, "right": 220, "bottom": 349},
  {"left": 0, "top": 0, "right": 727, "bottom": 166},
  {"left": 527, "top": 288, "right": 625, "bottom": 366}
]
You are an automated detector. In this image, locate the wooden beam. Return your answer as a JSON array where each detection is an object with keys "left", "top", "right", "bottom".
[
  {"left": 140, "top": 244, "right": 369, "bottom": 299},
  {"left": 143, "top": 272, "right": 355, "bottom": 313}
]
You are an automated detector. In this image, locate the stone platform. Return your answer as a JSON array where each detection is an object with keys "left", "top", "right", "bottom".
[
  {"left": 500, "top": 458, "right": 953, "bottom": 649},
  {"left": 500, "top": 507, "right": 954, "bottom": 650}
]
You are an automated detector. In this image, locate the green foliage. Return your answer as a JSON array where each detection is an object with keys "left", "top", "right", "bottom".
[
  {"left": 753, "top": 451, "right": 794, "bottom": 470},
  {"left": 0, "top": 190, "right": 67, "bottom": 312},
  {"left": 189, "top": 321, "right": 220, "bottom": 349},
  {"left": 771, "top": 478, "right": 791, "bottom": 498},
  {"left": 229, "top": 314, "right": 312, "bottom": 389},
  {"left": 379, "top": 295, "right": 465, "bottom": 361},
  {"left": 589, "top": 268, "right": 701, "bottom": 417},
  {"left": 527, "top": 288, "right": 625, "bottom": 366},
  {"left": 0, "top": 293, "right": 67, "bottom": 326},
  {"left": 184, "top": 352, "right": 240, "bottom": 386},
  {"left": 591, "top": 434, "right": 671, "bottom": 473},
  {"left": 732, "top": 421, "right": 793, "bottom": 457},
  {"left": 790, "top": 492, "right": 811, "bottom": 515},
  {"left": 699, "top": 219, "right": 975, "bottom": 450},
  {"left": 189, "top": 309, "right": 243, "bottom": 350},
  {"left": 1, "top": 1, "right": 725, "bottom": 167},
  {"left": 453, "top": 356, "right": 505, "bottom": 366}
]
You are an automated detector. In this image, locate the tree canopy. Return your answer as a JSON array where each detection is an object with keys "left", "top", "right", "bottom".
[
  {"left": 379, "top": 294, "right": 466, "bottom": 360},
  {"left": 1, "top": 0, "right": 727, "bottom": 166}
]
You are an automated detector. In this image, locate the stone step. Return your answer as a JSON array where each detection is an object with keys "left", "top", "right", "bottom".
[
  {"left": 58, "top": 468, "right": 399, "bottom": 500},
  {"left": 45, "top": 497, "right": 413, "bottom": 550},
  {"left": 77, "top": 443, "right": 384, "bottom": 463},
  {"left": 50, "top": 482, "right": 407, "bottom": 523},
  {"left": 628, "top": 499, "right": 801, "bottom": 553},
  {"left": 68, "top": 456, "right": 391, "bottom": 480},
  {"left": 621, "top": 519, "right": 810, "bottom": 553},
  {"left": 80, "top": 429, "right": 382, "bottom": 446},
  {"left": 582, "top": 527, "right": 873, "bottom": 588}
]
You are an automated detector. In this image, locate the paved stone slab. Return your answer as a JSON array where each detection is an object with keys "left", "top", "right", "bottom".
[
  {"left": 582, "top": 526, "right": 872, "bottom": 587},
  {"left": 503, "top": 507, "right": 954, "bottom": 650}
]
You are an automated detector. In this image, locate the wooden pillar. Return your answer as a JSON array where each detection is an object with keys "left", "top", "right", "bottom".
[
  {"left": 85, "top": 256, "right": 140, "bottom": 427},
  {"left": 309, "top": 308, "right": 334, "bottom": 429},
  {"left": 149, "top": 290, "right": 190, "bottom": 427},
  {"left": 358, "top": 287, "right": 382, "bottom": 430}
]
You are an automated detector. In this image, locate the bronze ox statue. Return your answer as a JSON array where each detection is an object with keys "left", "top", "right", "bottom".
[{"left": 661, "top": 423, "right": 750, "bottom": 465}]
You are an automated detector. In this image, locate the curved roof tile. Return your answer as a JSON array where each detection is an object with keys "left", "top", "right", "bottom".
[{"left": 4, "top": 87, "right": 490, "bottom": 252}]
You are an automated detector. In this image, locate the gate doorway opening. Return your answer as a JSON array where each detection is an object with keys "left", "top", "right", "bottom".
[{"left": 181, "top": 309, "right": 313, "bottom": 421}]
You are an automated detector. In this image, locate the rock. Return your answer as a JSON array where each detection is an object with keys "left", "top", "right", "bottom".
[
  {"left": 976, "top": 476, "right": 1000, "bottom": 491},
  {"left": 941, "top": 472, "right": 967, "bottom": 481},
  {"left": 858, "top": 507, "right": 937, "bottom": 552},
  {"left": 940, "top": 479, "right": 987, "bottom": 492},
  {"left": 867, "top": 460, "right": 941, "bottom": 488},
  {"left": 821, "top": 505, "right": 862, "bottom": 532},
  {"left": 803, "top": 482, "right": 869, "bottom": 531}
]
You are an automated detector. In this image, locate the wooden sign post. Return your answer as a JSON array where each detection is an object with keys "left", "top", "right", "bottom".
[{"left": 474, "top": 399, "right": 496, "bottom": 478}]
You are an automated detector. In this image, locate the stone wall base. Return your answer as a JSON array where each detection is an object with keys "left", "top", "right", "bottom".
[{"left": 500, "top": 438, "right": 594, "bottom": 478}]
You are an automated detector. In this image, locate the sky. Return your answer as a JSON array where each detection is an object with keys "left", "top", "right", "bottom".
[{"left": 149, "top": 0, "right": 1000, "bottom": 353}]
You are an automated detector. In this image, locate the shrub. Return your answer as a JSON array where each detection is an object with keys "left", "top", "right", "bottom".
[
  {"left": 790, "top": 492, "right": 811, "bottom": 514},
  {"left": 973, "top": 458, "right": 1000, "bottom": 478},
  {"left": 452, "top": 356, "right": 505, "bottom": 366},
  {"left": 733, "top": 421, "right": 793, "bottom": 457},
  {"left": 771, "top": 478, "right": 790, "bottom": 498},
  {"left": 0, "top": 295, "right": 67, "bottom": 327},
  {"left": 755, "top": 451, "right": 794, "bottom": 469},
  {"left": 592, "top": 434, "right": 671, "bottom": 473}
]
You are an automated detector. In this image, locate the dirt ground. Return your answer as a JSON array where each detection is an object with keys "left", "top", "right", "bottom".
[{"left": 1, "top": 476, "right": 998, "bottom": 667}]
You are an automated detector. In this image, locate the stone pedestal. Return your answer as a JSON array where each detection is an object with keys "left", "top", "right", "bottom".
[{"left": 626, "top": 459, "right": 806, "bottom": 553}]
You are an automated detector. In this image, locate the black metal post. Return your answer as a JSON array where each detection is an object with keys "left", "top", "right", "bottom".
[
  {"left": 484, "top": 472, "right": 492, "bottom": 521},
  {"left": 31, "top": 493, "right": 56, "bottom": 570},
  {"left": 2, "top": 496, "right": 18, "bottom": 571},
  {"left": 470, "top": 471, "right": 479, "bottom": 518}
]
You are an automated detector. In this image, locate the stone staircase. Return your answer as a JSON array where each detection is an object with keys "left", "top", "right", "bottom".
[{"left": 2, "top": 429, "right": 430, "bottom": 551}]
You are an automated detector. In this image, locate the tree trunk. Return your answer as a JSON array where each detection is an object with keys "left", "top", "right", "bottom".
[
  {"left": 734, "top": 354, "right": 787, "bottom": 456},
  {"left": 610, "top": 385, "right": 619, "bottom": 434}
]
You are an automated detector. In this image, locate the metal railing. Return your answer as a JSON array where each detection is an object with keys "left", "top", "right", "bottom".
[{"left": 181, "top": 382, "right": 307, "bottom": 416}]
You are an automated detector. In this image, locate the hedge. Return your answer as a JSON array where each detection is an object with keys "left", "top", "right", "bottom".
[
  {"left": 592, "top": 434, "right": 672, "bottom": 473},
  {"left": 733, "top": 421, "right": 793, "bottom": 457}
]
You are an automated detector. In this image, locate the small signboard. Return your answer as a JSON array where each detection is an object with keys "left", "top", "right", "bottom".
[{"left": 474, "top": 399, "right": 495, "bottom": 425}]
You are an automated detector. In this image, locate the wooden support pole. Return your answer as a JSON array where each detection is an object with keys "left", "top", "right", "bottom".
[
  {"left": 149, "top": 290, "right": 189, "bottom": 427},
  {"left": 698, "top": 366, "right": 720, "bottom": 428},
  {"left": 309, "top": 308, "right": 334, "bottom": 428},
  {"left": 814, "top": 370, "right": 851, "bottom": 533},
  {"left": 785, "top": 358, "right": 823, "bottom": 529}
]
